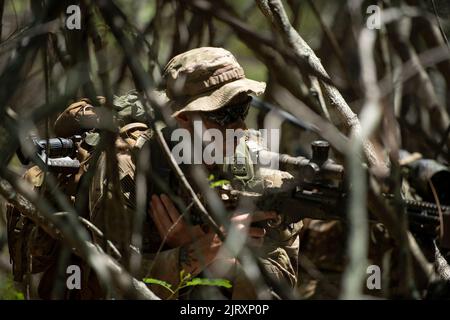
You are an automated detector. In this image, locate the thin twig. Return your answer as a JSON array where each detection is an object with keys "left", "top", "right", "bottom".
[{"left": 430, "top": 0, "right": 450, "bottom": 53}]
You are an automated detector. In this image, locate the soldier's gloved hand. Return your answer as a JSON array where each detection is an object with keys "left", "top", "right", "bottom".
[
  {"left": 176, "top": 211, "right": 278, "bottom": 276},
  {"left": 149, "top": 194, "right": 205, "bottom": 248},
  {"left": 226, "top": 211, "right": 278, "bottom": 248},
  {"left": 189, "top": 210, "right": 278, "bottom": 258}
]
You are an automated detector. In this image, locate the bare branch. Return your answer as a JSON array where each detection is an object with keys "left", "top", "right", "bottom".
[{"left": 255, "top": 0, "right": 386, "bottom": 171}]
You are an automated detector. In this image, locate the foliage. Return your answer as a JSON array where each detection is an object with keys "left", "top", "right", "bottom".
[
  {"left": 208, "top": 174, "right": 231, "bottom": 189},
  {"left": 0, "top": 275, "right": 24, "bottom": 300},
  {"left": 143, "top": 270, "right": 232, "bottom": 298}
]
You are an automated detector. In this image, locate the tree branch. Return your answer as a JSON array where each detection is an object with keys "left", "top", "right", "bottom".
[{"left": 255, "top": 0, "right": 386, "bottom": 171}]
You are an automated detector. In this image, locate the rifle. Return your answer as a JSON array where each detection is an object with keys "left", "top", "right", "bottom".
[{"left": 216, "top": 139, "right": 450, "bottom": 248}]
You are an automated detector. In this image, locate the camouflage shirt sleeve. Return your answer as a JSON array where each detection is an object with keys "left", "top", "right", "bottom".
[
  {"left": 259, "top": 228, "right": 301, "bottom": 288},
  {"left": 256, "top": 167, "right": 302, "bottom": 289}
]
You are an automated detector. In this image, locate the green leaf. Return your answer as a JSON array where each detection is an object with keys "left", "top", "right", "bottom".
[
  {"left": 179, "top": 270, "right": 192, "bottom": 282},
  {"left": 184, "top": 278, "right": 232, "bottom": 289},
  {"left": 208, "top": 174, "right": 230, "bottom": 188},
  {"left": 209, "top": 179, "right": 230, "bottom": 188},
  {"left": 0, "top": 275, "right": 25, "bottom": 300},
  {"left": 15, "top": 292, "right": 24, "bottom": 300},
  {"left": 143, "top": 278, "right": 173, "bottom": 292}
]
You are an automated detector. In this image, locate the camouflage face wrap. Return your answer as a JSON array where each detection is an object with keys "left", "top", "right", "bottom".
[
  {"left": 112, "top": 90, "right": 154, "bottom": 125},
  {"left": 162, "top": 47, "right": 266, "bottom": 117}
]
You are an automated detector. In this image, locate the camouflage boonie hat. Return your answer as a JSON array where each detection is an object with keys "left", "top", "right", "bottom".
[{"left": 163, "top": 47, "right": 266, "bottom": 117}]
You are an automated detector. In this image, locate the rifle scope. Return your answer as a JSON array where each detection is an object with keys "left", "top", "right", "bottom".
[{"left": 17, "top": 136, "right": 81, "bottom": 165}]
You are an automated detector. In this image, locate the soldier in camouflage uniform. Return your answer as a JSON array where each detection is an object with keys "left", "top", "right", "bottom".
[
  {"left": 6, "top": 93, "right": 153, "bottom": 299},
  {"left": 88, "top": 47, "right": 302, "bottom": 299}
]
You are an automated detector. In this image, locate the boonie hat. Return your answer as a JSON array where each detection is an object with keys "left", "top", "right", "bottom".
[{"left": 163, "top": 47, "right": 266, "bottom": 117}]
